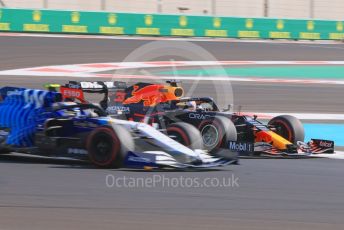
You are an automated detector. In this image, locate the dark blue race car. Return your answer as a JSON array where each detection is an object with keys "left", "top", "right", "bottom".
[{"left": 0, "top": 86, "right": 237, "bottom": 169}]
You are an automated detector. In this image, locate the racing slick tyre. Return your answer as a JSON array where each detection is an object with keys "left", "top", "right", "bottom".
[
  {"left": 268, "top": 115, "right": 305, "bottom": 144},
  {"left": 198, "top": 116, "right": 237, "bottom": 154},
  {"left": 167, "top": 122, "right": 204, "bottom": 150},
  {"left": 86, "top": 125, "right": 134, "bottom": 168}
]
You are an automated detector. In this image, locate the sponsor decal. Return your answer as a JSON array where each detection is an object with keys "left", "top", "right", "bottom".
[
  {"left": 80, "top": 81, "right": 114, "bottom": 89},
  {"left": 238, "top": 30, "right": 260, "bottom": 38},
  {"left": 189, "top": 113, "right": 211, "bottom": 120},
  {"left": 7, "top": 90, "right": 22, "bottom": 96},
  {"left": 100, "top": 14, "right": 123, "bottom": 34},
  {"left": 145, "top": 15, "right": 153, "bottom": 26},
  {"left": 106, "top": 106, "right": 130, "bottom": 114},
  {"left": 269, "top": 20, "right": 289, "bottom": 39},
  {"left": 205, "top": 29, "right": 227, "bottom": 37},
  {"left": 23, "top": 90, "right": 48, "bottom": 109},
  {"left": 336, "top": 21, "right": 343, "bottom": 32},
  {"left": 68, "top": 148, "right": 87, "bottom": 155},
  {"left": 71, "top": 12, "right": 80, "bottom": 23},
  {"left": 80, "top": 81, "right": 99, "bottom": 88},
  {"left": 179, "top": 16, "right": 187, "bottom": 27},
  {"left": 108, "top": 13, "right": 117, "bottom": 25},
  {"left": 307, "top": 20, "right": 314, "bottom": 31},
  {"left": 67, "top": 82, "right": 81, "bottom": 89},
  {"left": 170, "top": 15, "right": 193, "bottom": 36},
  {"left": 0, "top": 23, "right": 10, "bottom": 30},
  {"left": 136, "top": 15, "right": 160, "bottom": 35},
  {"left": 33, "top": 10, "right": 41, "bottom": 22},
  {"left": 213, "top": 17, "right": 221, "bottom": 28},
  {"left": 276, "top": 19, "right": 284, "bottom": 30},
  {"left": 128, "top": 156, "right": 152, "bottom": 163},
  {"left": 136, "top": 27, "right": 160, "bottom": 35},
  {"left": 311, "top": 139, "right": 334, "bottom": 148},
  {"left": 329, "top": 33, "right": 344, "bottom": 40},
  {"left": 61, "top": 13, "right": 88, "bottom": 33},
  {"left": 319, "top": 141, "right": 333, "bottom": 148},
  {"left": 171, "top": 28, "right": 194, "bottom": 36},
  {"left": 62, "top": 25, "right": 88, "bottom": 33},
  {"left": 245, "top": 19, "right": 254, "bottom": 29},
  {"left": 100, "top": 26, "right": 124, "bottom": 34},
  {"left": 269, "top": 31, "right": 291, "bottom": 39},
  {"left": 228, "top": 141, "right": 254, "bottom": 152},
  {"left": 23, "top": 24, "right": 49, "bottom": 32},
  {"left": 60, "top": 87, "right": 84, "bottom": 99},
  {"left": 299, "top": 32, "right": 320, "bottom": 40}
]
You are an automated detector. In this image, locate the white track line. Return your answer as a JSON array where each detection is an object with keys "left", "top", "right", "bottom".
[
  {"left": 1, "top": 71, "right": 344, "bottom": 85},
  {"left": 1, "top": 61, "right": 344, "bottom": 85}
]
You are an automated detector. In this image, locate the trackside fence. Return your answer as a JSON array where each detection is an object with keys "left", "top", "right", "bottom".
[{"left": 0, "top": 8, "right": 344, "bottom": 40}]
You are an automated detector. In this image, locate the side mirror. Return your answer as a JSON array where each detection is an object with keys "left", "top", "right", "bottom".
[{"left": 223, "top": 104, "right": 232, "bottom": 112}]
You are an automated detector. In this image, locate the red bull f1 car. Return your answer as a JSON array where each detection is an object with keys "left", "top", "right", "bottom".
[{"left": 48, "top": 81, "right": 335, "bottom": 158}]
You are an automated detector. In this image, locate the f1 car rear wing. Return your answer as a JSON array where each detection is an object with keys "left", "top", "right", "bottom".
[
  {"left": 45, "top": 81, "right": 128, "bottom": 110},
  {"left": 74, "top": 81, "right": 127, "bottom": 90},
  {"left": 45, "top": 81, "right": 127, "bottom": 93},
  {"left": 46, "top": 80, "right": 185, "bottom": 113}
]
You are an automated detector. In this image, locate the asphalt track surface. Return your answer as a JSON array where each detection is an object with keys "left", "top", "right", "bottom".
[{"left": 0, "top": 35, "right": 344, "bottom": 230}]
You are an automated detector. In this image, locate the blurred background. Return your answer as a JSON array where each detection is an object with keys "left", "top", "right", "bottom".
[{"left": 1, "top": 0, "right": 344, "bottom": 20}]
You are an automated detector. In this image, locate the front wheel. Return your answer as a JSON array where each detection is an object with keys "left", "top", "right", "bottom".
[
  {"left": 268, "top": 115, "right": 305, "bottom": 144},
  {"left": 199, "top": 116, "right": 237, "bottom": 153},
  {"left": 86, "top": 125, "right": 134, "bottom": 168},
  {"left": 167, "top": 122, "right": 204, "bottom": 150}
]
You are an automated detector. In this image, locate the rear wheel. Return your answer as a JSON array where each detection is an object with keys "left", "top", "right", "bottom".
[
  {"left": 199, "top": 116, "right": 237, "bottom": 153},
  {"left": 167, "top": 122, "right": 203, "bottom": 150},
  {"left": 86, "top": 125, "right": 134, "bottom": 168},
  {"left": 268, "top": 115, "right": 305, "bottom": 144}
]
